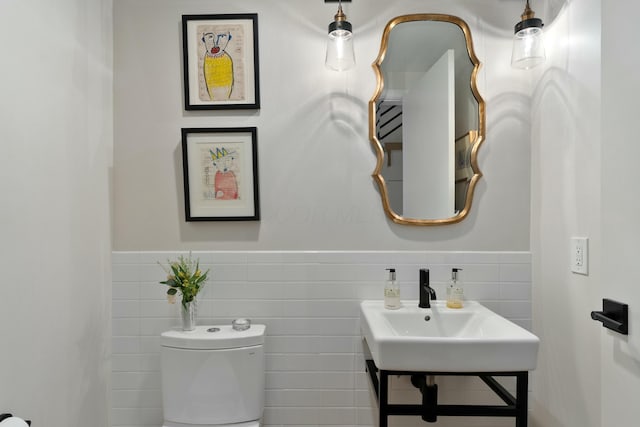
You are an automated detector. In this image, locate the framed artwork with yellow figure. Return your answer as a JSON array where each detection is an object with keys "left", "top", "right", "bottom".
[{"left": 182, "top": 14, "right": 260, "bottom": 110}]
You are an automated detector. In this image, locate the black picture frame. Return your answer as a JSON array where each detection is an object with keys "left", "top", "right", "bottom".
[
  {"left": 182, "top": 127, "right": 260, "bottom": 221},
  {"left": 182, "top": 14, "right": 260, "bottom": 110}
]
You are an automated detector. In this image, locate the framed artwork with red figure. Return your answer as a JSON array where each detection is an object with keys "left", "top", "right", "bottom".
[{"left": 181, "top": 127, "right": 260, "bottom": 221}]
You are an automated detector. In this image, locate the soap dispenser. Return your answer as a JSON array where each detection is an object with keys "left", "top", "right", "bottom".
[
  {"left": 384, "top": 268, "right": 401, "bottom": 309},
  {"left": 446, "top": 268, "right": 464, "bottom": 309}
]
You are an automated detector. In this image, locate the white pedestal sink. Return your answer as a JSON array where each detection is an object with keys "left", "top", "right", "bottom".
[{"left": 360, "top": 300, "right": 539, "bottom": 372}]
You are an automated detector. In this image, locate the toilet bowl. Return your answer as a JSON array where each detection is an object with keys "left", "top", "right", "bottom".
[{"left": 161, "top": 324, "right": 266, "bottom": 427}]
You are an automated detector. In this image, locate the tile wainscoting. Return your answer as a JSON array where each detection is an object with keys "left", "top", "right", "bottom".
[{"left": 112, "top": 251, "right": 532, "bottom": 427}]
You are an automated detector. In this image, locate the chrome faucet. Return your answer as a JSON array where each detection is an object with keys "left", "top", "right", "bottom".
[{"left": 419, "top": 268, "right": 437, "bottom": 308}]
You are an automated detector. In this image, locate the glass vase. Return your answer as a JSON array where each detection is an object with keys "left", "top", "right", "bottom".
[{"left": 181, "top": 300, "right": 197, "bottom": 331}]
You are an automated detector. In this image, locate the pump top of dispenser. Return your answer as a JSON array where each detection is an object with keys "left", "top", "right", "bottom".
[{"left": 451, "top": 268, "right": 463, "bottom": 281}]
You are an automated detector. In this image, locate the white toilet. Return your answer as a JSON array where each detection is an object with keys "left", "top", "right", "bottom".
[{"left": 161, "top": 324, "right": 266, "bottom": 427}]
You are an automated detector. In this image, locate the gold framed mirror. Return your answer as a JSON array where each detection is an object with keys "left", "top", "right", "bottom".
[{"left": 369, "top": 14, "right": 485, "bottom": 225}]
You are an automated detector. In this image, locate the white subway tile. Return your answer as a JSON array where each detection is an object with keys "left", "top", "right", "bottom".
[
  {"left": 139, "top": 336, "right": 161, "bottom": 353},
  {"left": 311, "top": 264, "right": 367, "bottom": 281},
  {"left": 265, "top": 389, "right": 355, "bottom": 406},
  {"left": 139, "top": 251, "right": 186, "bottom": 264},
  {"left": 209, "top": 251, "right": 248, "bottom": 264},
  {"left": 265, "top": 336, "right": 357, "bottom": 354},
  {"left": 210, "top": 299, "right": 284, "bottom": 318},
  {"left": 139, "top": 282, "right": 166, "bottom": 300},
  {"left": 112, "top": 389, "right": 162, "bottom": 408},
  {"left": 138, "top": 262, "right": 165, "bottom": 282},
  {"left": 398, "top": 283, "right": 419, "bottom": 300},
  {"left": 500, "top": 282, "right": 532, "bottom": 300},
  {"left": 394, "top": 265, "right": 426, "bottom": 283},
  {"left": 449, "top": 252, "right": 503, "bottom": 264},
  {"left": 478, "top": 300, "right": 501, "bottom": 314},
  {"left": 354, "top": 353, "right": 368, "bottom": 372},
  {"left": 265, "top": 318, "right": 359, "bottom": 336},
  {"left": 280, "top": 282, "right": 356, "bottom": 300},
  {"left": 263, "top": 407, "right": 356, "bottom": 425},
  {"left": 112, "top": 250, "right": 533, "bottom": 427},
  {"left": 209, "top": 263, "right": 247, "bottom": 282},
  {"left": 112, "top": 354, "right": 142, "bottom": 372},
  {"left": 113, "top": 300, "right": 140, "bottom": 318},
  {"left": 247, "top": 251, "right": 286, "bottom": 264},
  {"left": 454, "top": 264, "right": 500, "bottom": 282},
  {"left": 112, "top": 264, "right": 140, "bottom": 282},
  {"left": 112, "top": 372, "right": 161, "bottom": 390},
  {"left": 500, "top": 263, "right": 532, "bottom": 282},
  {"left": 139, "top": 354, "right": 161, "bottom": 372},
  {"left": 139, "top": 300, "right": 179, "bottom": 318},
  {"left": 248, "top": 264, "right": 285, "bottom": 282},
  {"left": 112, "top": 354, "right": 160, "bottom": 374},
  {"left": 111, "top": 407, "right": 163, "bottom": 425},
  {"left": 194, "top": 298, "right": 215, "bottom": 318},
  {"left": 113, "top": 283, "right": 140, "bottom": 300},
  {"left": 335, "top": 251, "right": 396, "bottom": 265},
  {"left": 423, "top": 265, "right": 457, "bottom": 282},
  {"left": 112, "top": 337, "right": 140, "bottom": 355},
  {"left": 355, "top": 389, "right": 373, "bottom": 407},
  {"left": 511, "top": 318, "right": 532, "bottom": 331},
  {"left": 282, "top": 300, "right": 359, "bottom": 318},
  {"left": 267, "top": 353, "right": 355, "bottom": 372},
  {"left": 390, "top": 252, "right": 428, "bottom": 265},
  {"left": 266, "top": 371, "right": 355, "bottom": 389},
  {"left": 356, "top": 407, "right": 375, "bottom": 425},
  {"left": 355, "top": 371, "right": 371, "bottom": 391},
  {"left": 139, "top": 317, "right": 177, "bottom": 336},
  {"left": 208, "top": 282, "right": 280, "bottom": 299},
  {"left": 463, "top": 283, "right": 502, "bottom": 300},
  {"left": 499, "top": 252, "right": 532, "bottom": 264},
  {"left": 500, "top": 300, "right": 532, "bottom": 319},
  {"left": 113, "top": 318, "right": 140, "bottom": 336}
]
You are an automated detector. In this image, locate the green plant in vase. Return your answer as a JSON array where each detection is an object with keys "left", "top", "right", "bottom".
[{"left": 159, "top": 253, "right": 210, "bottom": 311}]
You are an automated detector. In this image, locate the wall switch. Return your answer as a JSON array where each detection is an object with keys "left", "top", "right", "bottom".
[{"left": 571, "top": 237, "right": 589, "bottom": 275}]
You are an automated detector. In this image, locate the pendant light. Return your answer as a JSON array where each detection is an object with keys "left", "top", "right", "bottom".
[
  {"left": 511, "top": 0, "right": 545, "bottom": 69},
  {"left": 325, "top": 0, "right": 355, "bottom": 71}
]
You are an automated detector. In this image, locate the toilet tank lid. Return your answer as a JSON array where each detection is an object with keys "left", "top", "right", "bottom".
[{"left": 161, "top": 324, "right": 266, "bottom": 350}]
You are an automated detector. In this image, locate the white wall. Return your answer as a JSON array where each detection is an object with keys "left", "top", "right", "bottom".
[
  {"left": 530, "top": 0, "right": 602, "bottom": 426},
  {"left": 113, "top": 0, "right": 531, "bottom": 251},
  {"left": 0, "top": 1, "right": 113, "bottom": 426},
  {"left": 601, "top": 1, "right": 640, "bottom": 424}
]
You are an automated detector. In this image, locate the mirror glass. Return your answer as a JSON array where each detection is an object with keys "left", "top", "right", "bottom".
[{"left": 369, "top": 15, "right": 485, "bottom": 225}]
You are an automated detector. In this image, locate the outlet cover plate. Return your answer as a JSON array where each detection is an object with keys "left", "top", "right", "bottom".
[{"left": 571, "top": 237, "right": 589, "bottom": 275}]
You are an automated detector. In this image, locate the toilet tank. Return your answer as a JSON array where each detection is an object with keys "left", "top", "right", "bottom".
[{"left": 161, "top": 325, "right": 266, "bottom": 425}]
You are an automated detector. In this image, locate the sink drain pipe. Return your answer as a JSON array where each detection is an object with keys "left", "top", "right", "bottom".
[{"left": 411, "top": 375, "right": 438, "bottom": 422}]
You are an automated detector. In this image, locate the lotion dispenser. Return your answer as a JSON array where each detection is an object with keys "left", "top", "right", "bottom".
[
  {"left": 384, "top": 268, "right": 401, "bottom": 309},
  {"left": 446, "top": 268, "right": 464, "bottom": 309}
]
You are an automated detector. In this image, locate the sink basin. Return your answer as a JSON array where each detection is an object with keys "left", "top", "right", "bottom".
[{"left": 360, "top": 300, "right": 539, "bottom": 372}]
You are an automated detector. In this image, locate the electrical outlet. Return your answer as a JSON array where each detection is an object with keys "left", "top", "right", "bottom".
[{"left": 571, "top": 237, "right": 589, "bottom": 275}]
